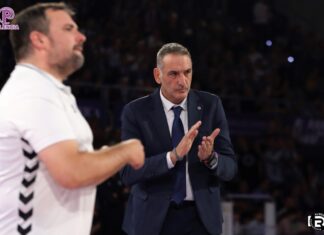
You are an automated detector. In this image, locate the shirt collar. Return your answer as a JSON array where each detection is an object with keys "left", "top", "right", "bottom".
[
  {"left": 18, "top": 63, "right": 72, "bottom": 94},
  {"left": 159, "top": 89, "right": 187, "bottom": 111}
]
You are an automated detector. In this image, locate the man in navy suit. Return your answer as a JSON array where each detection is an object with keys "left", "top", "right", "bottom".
[{"left": 120, "top": 42, "right": 237, "bottom": 235}]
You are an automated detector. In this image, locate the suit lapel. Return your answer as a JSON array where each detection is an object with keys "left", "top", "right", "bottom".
[
  {"left": 187, "top": 90, "right": 203, "bottom": 163},
  {"left": 187, "top": 90, "right": 203, "bottom": 131},
  {"left": 149, "top": 89, "right": 173, "bottom": 148}
]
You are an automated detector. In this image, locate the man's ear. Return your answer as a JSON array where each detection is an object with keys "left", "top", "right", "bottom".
[
  {"left": 29, "top": 31, "right": 48, "bottom": 50},
  {"left": 153, "top": 67, "right": 161, "bottom": 85}
]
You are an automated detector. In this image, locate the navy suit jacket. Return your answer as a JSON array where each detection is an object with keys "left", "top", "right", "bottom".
[{"left": 120, "top": 89, "right": 237, "bottom": 235}]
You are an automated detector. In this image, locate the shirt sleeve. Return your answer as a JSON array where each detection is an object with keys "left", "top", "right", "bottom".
[{"left": 166, "top": 151, "right": 175, "bottom": 169}]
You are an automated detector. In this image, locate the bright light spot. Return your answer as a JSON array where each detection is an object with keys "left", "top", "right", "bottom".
[
  {"left": 266, "top": 40, "right": 272, "bottom": 47},
  {"left": 287, "top": 56, "right": 294, "bottom": 63}
]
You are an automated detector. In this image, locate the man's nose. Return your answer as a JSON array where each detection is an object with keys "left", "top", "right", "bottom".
[
  {"left": 177, "top": 73, "right": 186, "bottom": 86},
  {"left": 77, "top": 31, "right": 87, "bottom": 43}
]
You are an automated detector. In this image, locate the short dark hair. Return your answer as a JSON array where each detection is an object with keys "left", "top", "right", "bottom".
[
  {"left": 156, "top": 42, "right": 191, "bottom": 69},
  {"left": 9, "top": 2, "right": 74, "bottom": 61}
]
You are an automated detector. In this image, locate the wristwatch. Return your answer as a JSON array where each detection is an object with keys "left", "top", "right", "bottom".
[{"left": 202, "top": 151, "right": 218, "bottom": 169}]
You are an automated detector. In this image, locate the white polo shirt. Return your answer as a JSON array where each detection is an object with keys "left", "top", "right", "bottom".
[{"left": 0, "top": 64, "right": 96, "bottom": 235}]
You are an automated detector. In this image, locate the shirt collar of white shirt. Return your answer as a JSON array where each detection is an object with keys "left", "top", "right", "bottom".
[
  {"left": 159, "top": 89, "right": 187, "bottom": 112},
  {"left": 18, "top": 63, "right": 72, "bottom": 94}
]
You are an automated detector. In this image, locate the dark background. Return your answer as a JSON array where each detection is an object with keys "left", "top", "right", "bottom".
[{"left": 1, "top": 1, "right": 324, "bottom": 234}]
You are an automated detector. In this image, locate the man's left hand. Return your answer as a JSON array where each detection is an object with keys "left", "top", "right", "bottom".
[{"left": 197, "top": 128, "right": 220, "bottom": 161}]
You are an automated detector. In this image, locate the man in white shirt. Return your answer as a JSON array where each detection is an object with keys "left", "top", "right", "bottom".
[{"left": 0, "top": 2, "right": 144, "bottom": 235}]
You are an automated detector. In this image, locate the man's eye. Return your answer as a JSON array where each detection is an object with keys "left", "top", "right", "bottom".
[
  {"left": 185, "top": 69, "right": 192, "bottom": 75},
  {"left": 64, "top": 25, "right": 74, "bottom": 31}
]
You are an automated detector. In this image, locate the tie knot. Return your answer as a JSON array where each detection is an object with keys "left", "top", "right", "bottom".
[{"left": 172, "top": 106, "right": 182, "bottom": 118}]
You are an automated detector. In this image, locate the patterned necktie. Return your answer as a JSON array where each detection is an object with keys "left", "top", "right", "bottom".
[{"left": 171, "top": 106, "right": 186, "bottom": 204}]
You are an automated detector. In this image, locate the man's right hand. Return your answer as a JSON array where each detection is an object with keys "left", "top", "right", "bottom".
[
  {"left": 122, "top": 139, "right": 145, "bottom": 169},
  {"left": 174, "top": 121, "right": 201, "bottom": 159}
]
